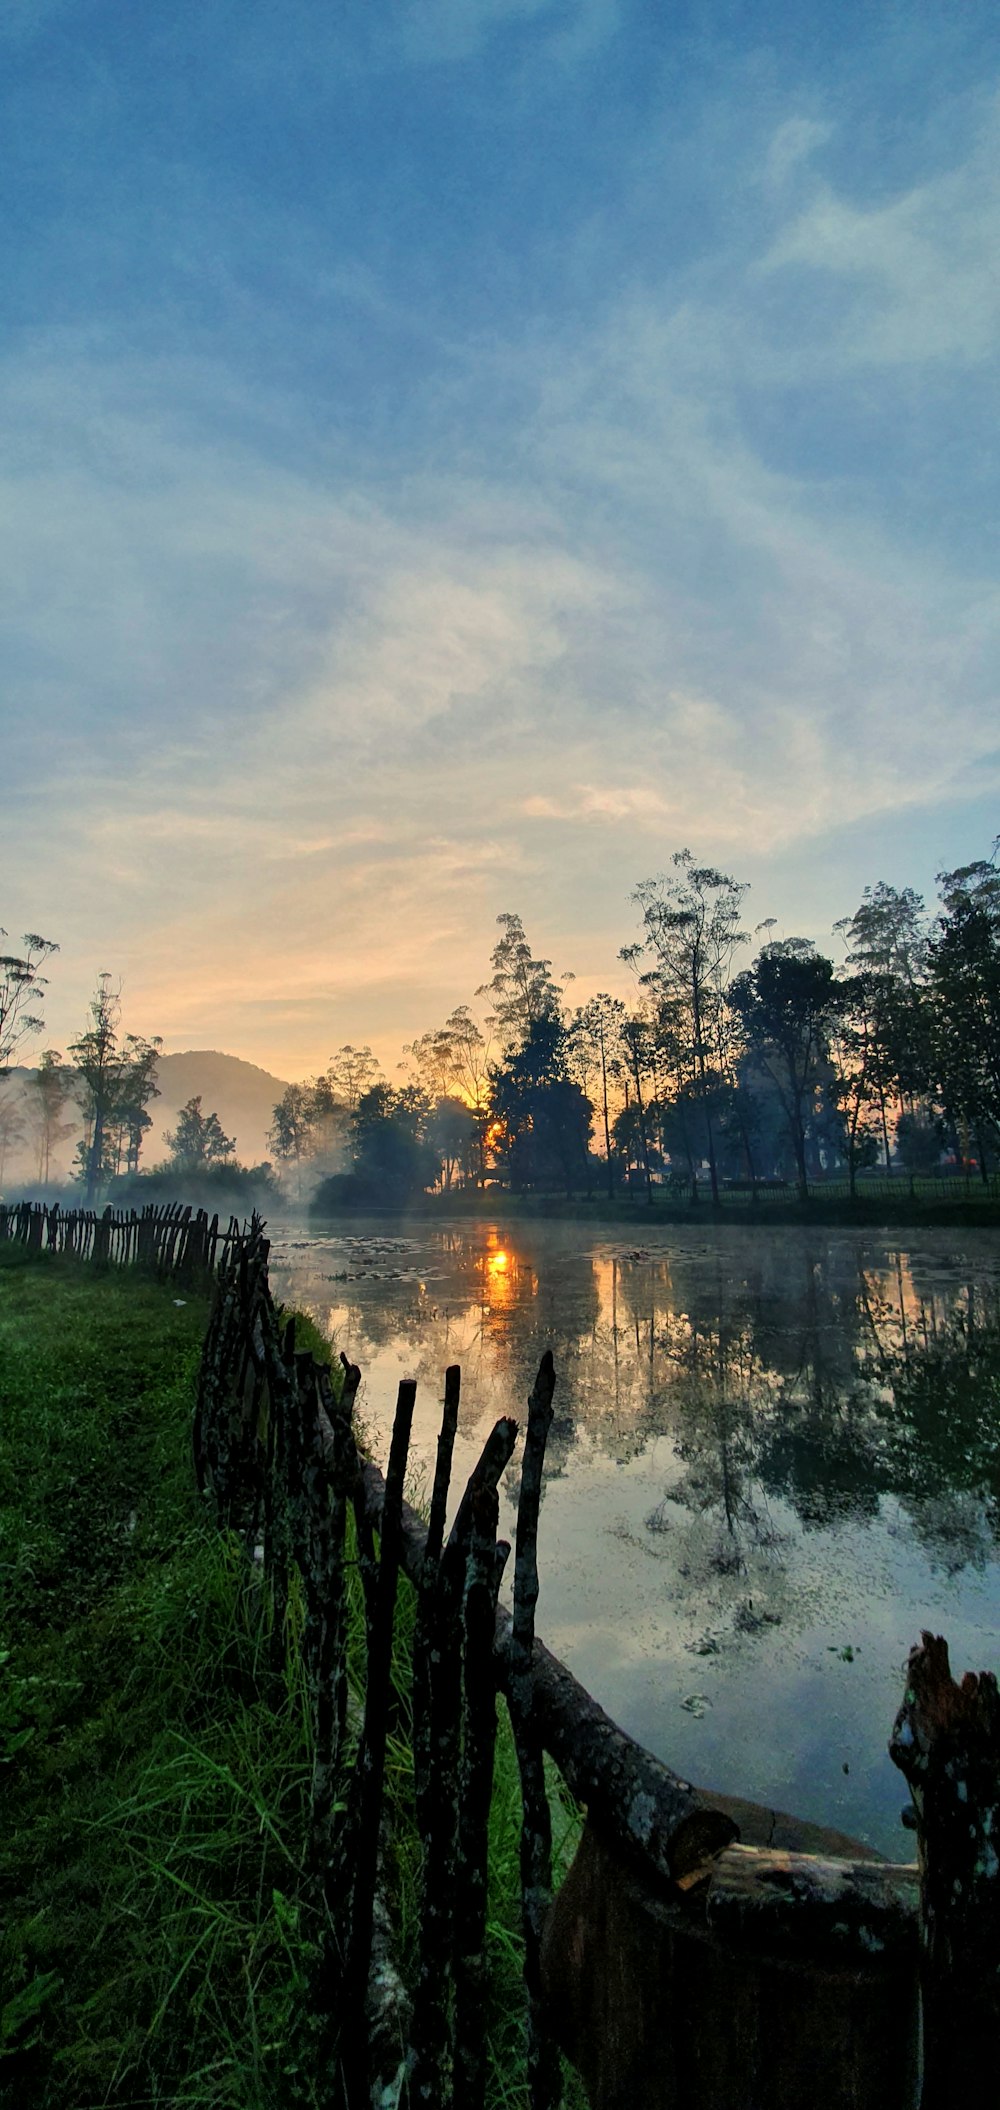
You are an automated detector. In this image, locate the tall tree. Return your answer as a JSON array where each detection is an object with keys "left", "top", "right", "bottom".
[
  {"left": 623, "top": 852, "right": 748, "bottom": 1205},
  {"left": 70, "top": 976, "right": 160, "bottom": 1206},
  {"left": 834, "top": 882, "right": 931, "bottom": 1166},
  {"left": 489, "top": 1015, "right": 592, "bottom": 1195},
  {"left": 568, "top": 994, "right": 626, "bottom": 1199},
  {"left": 28, "top": 1049, "right": 76, "bottom": 1186},
  {"left": 477, "top": 913, "right": 567, "bottom": 1053},
  {"left": 929, "top": 850, "right": 1000, "bottom": 1176},
  {"left": 402, "top": 1005, "right": 493, "bottom": 1183},
  {"left": 728, "top": 940, "right": 842, "bottom": 1200},
  {"left": 0, "top": 930, "right": 58, "bottom": 1074},
  {"left": 324, "top": 1043, "right": 382, "bottom": 1111},
  {"left": 268, "top": 1083, "right": 321, "bottom": 1196}
]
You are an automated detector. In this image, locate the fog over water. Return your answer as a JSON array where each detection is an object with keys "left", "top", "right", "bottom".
[{"left": 269, "top": 1216, "right": 1000, "bottom": 1857}]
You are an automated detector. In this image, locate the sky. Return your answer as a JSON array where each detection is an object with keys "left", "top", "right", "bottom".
[{"left": 3, "top": 0, "right": 999, "bottom": 1081}]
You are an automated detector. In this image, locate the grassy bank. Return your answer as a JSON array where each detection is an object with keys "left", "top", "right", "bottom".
[
  {"left": 0, "top": 1248, "right": 579, "bottom": 2109},
  {"left": 312, "top": 1182, "right": 1000, "bottom": 1231}
]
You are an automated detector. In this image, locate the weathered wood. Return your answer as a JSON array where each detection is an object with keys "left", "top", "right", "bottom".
[
  {"left": 408, "top": 1367, "right": 460, "bottom": 2107},
  {"left": 542, "top": 1819, "right": 921, "bottom": 2110},
  {"left": 454, "top": 1484, "right": 509, "bottom": 2110},
  {"left": 889, "top": 1629, "right": 1000, "bottom": 2108},
  {"left": 343, "top": 1378, "right": 417, "bottom": 2108},
  {"left": 360, "top": 1457, "right": 737, "bottom": 1885},
  {"left": 509, "top": 1351, "right": 561, "bottom": 2110}
]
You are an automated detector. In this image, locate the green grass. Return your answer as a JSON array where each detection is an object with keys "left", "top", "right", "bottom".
[{"left": 0, "top": 1247, "right": 583, "bottom": 2109}]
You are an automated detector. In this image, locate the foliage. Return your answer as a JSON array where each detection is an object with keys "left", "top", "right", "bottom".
[
  {"left": 477, "top": 914, "right": 567, "bottom": 1054},
  {"left": 0, "top": 930, "right": 58, "bottom": 1074},
  {"left": 729, "top": 940, "right": 844, "bottom": 1200},
  {"left": 69, "top": 974, "right": 162, "bottom": 1204},
  {"left": 489, "top": 1016, "right": 593, "bottom": 1195},
  {"left": 623, "top": 853, "right": 749, "bottom": 1205},
  {"left": 164, "top": 1094, "right": 237, "bottom": 1173}
]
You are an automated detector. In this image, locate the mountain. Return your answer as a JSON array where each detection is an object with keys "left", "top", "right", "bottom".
[{"left": 148, "top": 1052, "right": 290, "bottom": 1167}]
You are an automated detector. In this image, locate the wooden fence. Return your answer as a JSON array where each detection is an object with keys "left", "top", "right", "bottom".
[
  {"left": 191, "top": 1221, "right": 1000, "bottom": 2110},
  {"left": 0, "top": 1198, "right": 242, "bottom": 1281}
]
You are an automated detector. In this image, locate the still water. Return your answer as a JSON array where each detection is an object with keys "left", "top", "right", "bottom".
[{"left": 269, "top": 1216, "right": 1000, "bottom": 1858}]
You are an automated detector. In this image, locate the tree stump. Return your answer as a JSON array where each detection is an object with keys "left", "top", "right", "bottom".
[{"left": 889, "top": 1629, "right": 1000, "bottom": 2109}]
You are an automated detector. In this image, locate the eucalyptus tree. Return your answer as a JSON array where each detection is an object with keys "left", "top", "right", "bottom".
[
  {"left": 0, "top": 929, "right": 58, "bottom": 1074},
  {"left": 268, "top": 1083, "right": 322, "bottom": 1196},
  {"left": 834, "top": 882, "right": 931, "bottom": 1165},
  {"left": 70, "top": 976, "right": 161, "bottom": 1205},
  {"left": 567, "top": 994, "right": 626, "bottom": 1198},
  {"left": 622, "top": 852, "right": 749, "bottom": 1205},
  {"left": 28, "top": 1050, "right": 75, "bottom": 1186},
  {"left": 476, "top": 912, "right": 567, "bottom": 1052},
  {"left": 402, "top": 1004, "right": 493, "bottom": 1184},
  {"left": 324, "top": 1043, "right": 382, "bottom": 1112}
]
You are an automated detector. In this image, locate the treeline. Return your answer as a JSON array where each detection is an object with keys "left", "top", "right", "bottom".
[
  {"left": 266, "top": 847, "right": 1000, "bottom": 1209},
  {"left": 0, "top": 954, "right": 271, "bottom": 1203}
]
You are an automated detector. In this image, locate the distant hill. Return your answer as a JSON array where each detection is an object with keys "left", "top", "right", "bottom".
[
  {"left": 0, "top": 1051, "right": 291, "bottom": 1189},
  {"left": 148, "top": 1052, "right": 290, "bottom": 1167}
]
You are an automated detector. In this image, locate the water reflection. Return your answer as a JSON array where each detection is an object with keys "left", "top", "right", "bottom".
[{"left": 270, "top": 1217, "right": 1000, "bottom": 1852}]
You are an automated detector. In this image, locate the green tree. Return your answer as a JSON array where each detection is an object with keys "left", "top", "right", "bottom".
[
  {"left": 623, "top": 853, "right": 748, "bottom": 1205},
  {"left": 489, "top": 1015, "right": 592, "bottom": 1195},
  {"left": 728, "top": 941, "right": 843, "bottom": 1201},
  {"left": 350, "top": 1083, "right": 437, "bottom": 1201},
  {"left": 70, "top": 976, "right": 160, "bottom": 1205},
  {"left": 834, "top": 882, "right": 931, "bottom": 1167},
  {"left": 163, "top": 1096, "right": 236, "bottom": 1175},
  {"left": 929, "top": 850, "right": 1000, "bottom": 1176}
]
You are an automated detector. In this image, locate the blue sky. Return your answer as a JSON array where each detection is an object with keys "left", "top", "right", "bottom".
[{"left": 3, "top": 0, "right": 999, "bottom": 1076}]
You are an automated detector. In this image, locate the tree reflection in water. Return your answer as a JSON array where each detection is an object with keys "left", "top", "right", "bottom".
[{"left": 272, "top": 1219, "right": 1000, "bottom": 1849}]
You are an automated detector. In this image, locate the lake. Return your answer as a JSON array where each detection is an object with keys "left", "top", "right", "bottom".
[{"left": 268, "top": 1215, "right": 1000, "bottom": 1858}]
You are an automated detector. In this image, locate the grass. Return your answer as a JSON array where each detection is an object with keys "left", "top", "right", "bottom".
[{"left": 0, "top": 1245, "right": 583, "bottom": 2109}]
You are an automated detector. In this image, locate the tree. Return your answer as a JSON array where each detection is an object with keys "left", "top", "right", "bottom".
[
  {"left": 0, "top": 930, "right": 58, "bottom": 1073},
  {"left": 489, "top": 1015, "right": 593, "bottom": 1195},
  {"left": 349, "top": 1083, "right": 438, "bottom": 1202},
  {"left": 834, "top": 883, "right": 931, "bottom": 1166},
  {"left": 28, "top": 1050, "right": 76, "bottom": 1186},
  {"left": 164, "top": 1096, "right": 236, "bottom": 1175},
  {"left": 477, "top": 913, "right": 567, "bottom": 1053},
  {"left": 70, "top": 976, "right": 161, "bottom": 1206},
  {"left": 568, "top": 995, "right": 626, "bottom": 1200},
  {"left": 928, "top": 850, "right": 1000, "bottom": 1176},
  {"left": 0, "top": 1094, "right": 25, "bottom": 1186},
  {"left": 324, "top": 1044, "right": 382, "bottom": 1112},
  {"left": 728, "top": 941, "right": 842, "bottom": 1200},
  {"left": 402, "top": 1005, "right": 493, "bottom": 1184},
  {"left": 623, "top": 853, "right": 748, "bottom": 1205},
  {"left": 268, "top": 1083, "right": 321, "bottom": 1196}
]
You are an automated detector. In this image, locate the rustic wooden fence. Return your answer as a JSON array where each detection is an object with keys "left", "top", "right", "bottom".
[
  {"left": 0, "top": 1198, "right": 241, "bottom": 1281},
  {"left": 190, "top": 1219, "right": 1000, "bottom": 2110}
]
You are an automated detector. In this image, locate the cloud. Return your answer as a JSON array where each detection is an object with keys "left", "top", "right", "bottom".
[
  {"left": 760, "top": 98, "right": 1000, "bottom": 365},
  {"left": 762, "top": 117, "right": 833, "bottom": 190}
]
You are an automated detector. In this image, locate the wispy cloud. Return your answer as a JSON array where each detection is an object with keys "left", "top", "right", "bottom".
[{"left": 3, "top": 18, "right": 998, "bottom": 1074}]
